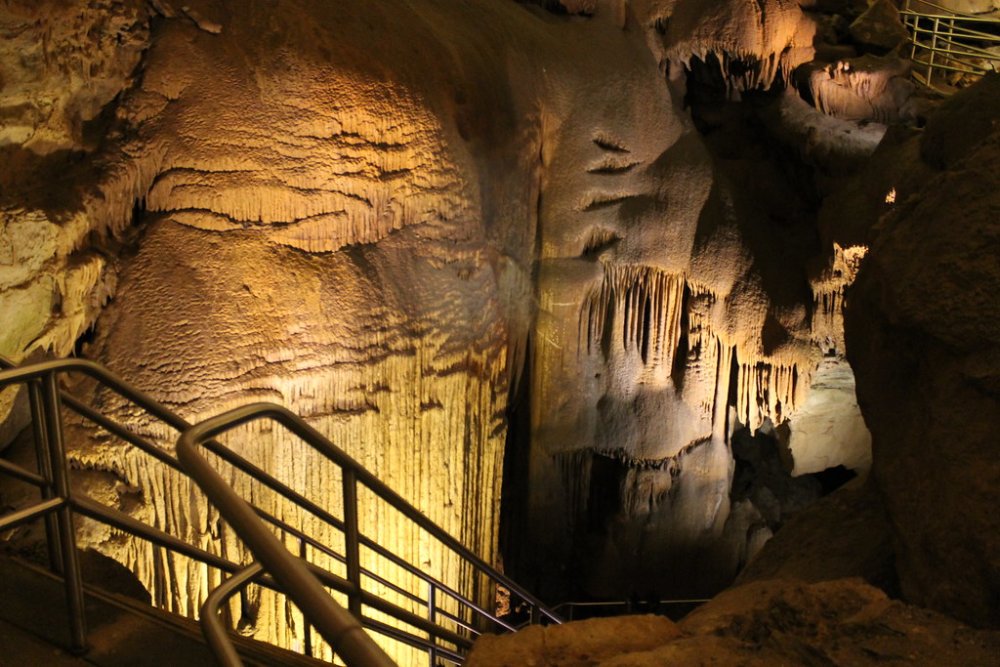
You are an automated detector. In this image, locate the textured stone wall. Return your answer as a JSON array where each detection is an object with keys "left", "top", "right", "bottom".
[
  {"left": 846, "top": 75, "right": 1000, "bottom": 627},
  {"left": 0, "top": 0, "right": 149, "bottom": 424},
  {"left": 0, "top": 0, "right": 883, "bottom": 657}
]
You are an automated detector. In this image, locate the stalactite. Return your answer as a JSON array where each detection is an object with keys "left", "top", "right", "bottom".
[
  {"left": 807, "top": 58, "right": 910, "bottom": 123},
  {"left": 663, "top": 0, "right": 815, "bottom": 96},
  {"left": 733, "top": 357, "right": 804, "bottom": 429},
  {"left": 579, "top": 266, "right": 685, "bottom": 373},
  {"left": 810, "top": 243, "right": 868, "bottom": 355}
]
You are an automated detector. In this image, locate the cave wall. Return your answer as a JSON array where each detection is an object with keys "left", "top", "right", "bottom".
[
  {"left": 0, "top": 0, "right": 883, "bottom": 650},
  {"left": 0, "top": 0, "right": 149, "bottom": 423},
  {"left": 517, "top": 0, "right": 879, "bottom": 601},
  {"left": 845, "top": 75, "right": 1000, "bottom": 627},
  {"left": 69, "top": 1, "right": 555, "bottom": 660}
]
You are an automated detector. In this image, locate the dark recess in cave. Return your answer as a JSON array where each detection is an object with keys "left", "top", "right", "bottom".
[{"left": 499, "top": 337, "right": 533, "bottom": 589}]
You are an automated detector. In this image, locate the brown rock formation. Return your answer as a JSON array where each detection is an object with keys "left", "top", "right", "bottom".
[
  {"left": 468, "top": 578, "right": 1000, "bottom": 666},
  {"left": 0, "top": 0, "right": 149, "bottom": 420},
  {"left": 468, "top": 614, "right": 681, "bottom": 667},
  {"left": 645, "top": 0, "right": 818, "bottom": 93},
  {"left": 735, "top": 477, "right": 895, "bottom": 590},
  {"left": 845, "top": 74, "right": 1000, "bottom": 627},
  {"left": 849, "top": 0, "right": 908, "bottom": 52}
]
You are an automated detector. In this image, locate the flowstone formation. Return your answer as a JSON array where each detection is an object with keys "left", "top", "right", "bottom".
[
  {"left": 513, "top": 0, "right": 875, "bottom": 602},
  {"left": 0, "top": 0, "right": 148, "bottom": 422},
  {"left": 1, "top": 0, "right": 881, "bottom": 657},
  {"left": 63, "top": 2, "right": 557, "bottom": 660}
]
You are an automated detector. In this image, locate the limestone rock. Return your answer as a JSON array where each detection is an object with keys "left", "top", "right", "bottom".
[
  {"left": 651, "top": 0, "right": 818, "bottom": 93},
  {"left": 554, "top": 0, "right": 600, "bottom": 14},
  {"left": 908, "top": 0, "right": 1000, "bottom": 15},
  {"left": 845, "top": 74, "right": 1000, "bottom": 627},
  {"left": 735, "top": 478, "right": 895, "bottom": 590},
  {"left": 0, "top": 0, "right": 146, "bottom": 422},
  {"left": 466, "top": 614, "right": 681, "bottom": 667},
  {"left": 816, "top": 124, "right": 934, "bottom": 249},
  {"left": 849, "top": 0, "right": 908, "bottom": 52},
  {"left": 678, "top": 578, "right": 1000, "bottom": 665},
  {"left": 0, "top": 0, "right": 887, "bottom": 652},
  {"left": 758, "top": 87, "right": 888, "bottom": 190},
  {"left": 804, "top": 54, "right": 916, "bottom": 123},
  {"left": 920, "top": 74, "right": 1000, "bottom": 169},
  {"left": 798, "top": 0, "right": 869, "bottom": 16},
  {"left": 0, "top": 0, "right": 149, "bottom": 153},
  {"left": 786, "top": 358, "right": 871, "bottom": 474},
  {"left": 468, "top": 578, "right": 1000, "bottom": 665}
]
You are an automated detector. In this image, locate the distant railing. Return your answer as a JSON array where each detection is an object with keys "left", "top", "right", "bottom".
[
  {"left": 901, "top": 0, "right": 1000, "bottom": 92},
  {"left": 0, "top": 357, "right": 559, "bottom": 666},
  {"left": 550, "top": 597, "right": 710, "bottom": 622}
]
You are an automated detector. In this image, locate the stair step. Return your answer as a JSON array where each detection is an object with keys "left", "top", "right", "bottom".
[{"left": 0, "top": 556, "right": 327, "bottom": 667}]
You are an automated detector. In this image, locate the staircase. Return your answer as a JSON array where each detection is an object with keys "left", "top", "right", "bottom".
[
  {"left": 0, "top": 357, "right": 560, "bottom": 666},
  {"left": 0, "top": 556, "right": 327, "bottom": 667}
]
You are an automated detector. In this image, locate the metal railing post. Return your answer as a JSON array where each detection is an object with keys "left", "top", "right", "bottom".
[
  {"left": 41, "top": 371, "right": 88, "bottom": 654},
  {"left": 427, "top": 582, "right": 438, "bottom": 666},
  {"left": 299, "top": 537, "right": 313, "bottom": 657},
  {"left": 928, "top": 16, "right": 941, "bottom": 87},
  {"left": 177, "top": 401, "right": 562, "bottom": 662},
  {"left": 28, "top": 379, "right": 63, "bottom": 574},
  {"left": 946, "top": 17, "right": 956, "bottom": 78},
  {"left": 342, "top": 468, "right": 362, "bottom": 618}
]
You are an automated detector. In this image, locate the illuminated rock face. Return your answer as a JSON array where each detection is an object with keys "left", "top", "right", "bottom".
[
  {"left": 548, "top": 0, "right": 817, "bottom": 93},
  {"left": 648, "top": 0, "right": 817, "bottom": 92},
  {"left": 804, "top": 56, "right": 916, "bottom": 123},
  {"left": 63, "top": 2, "right": 546, "bottom": 659},
  {"left": 0, "top": 0, "right": 148, "bottom": 421},
  {"left": 467, "top": 578, "right": 1000, "bottom": 666},
  {"left": 525, "top": 19, "right": 738, "bottom": 598},
  {"left": 1, "top": 0, "right": 876, "bottom": 653},
  {"left": 520, "top": 6, "right": 868, "bottom": 596}
]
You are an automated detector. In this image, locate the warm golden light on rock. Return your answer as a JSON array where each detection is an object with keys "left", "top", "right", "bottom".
[{"left": 26, "top": 0, "right": 1000, "bottom": 663}]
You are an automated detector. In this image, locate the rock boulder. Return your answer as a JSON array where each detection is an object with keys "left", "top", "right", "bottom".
[{"left": 845, "top": 74, "right": 1000, "bottom": 627}]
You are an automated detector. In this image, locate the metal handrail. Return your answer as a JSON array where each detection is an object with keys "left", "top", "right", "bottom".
[
  {"left": 195, "top": 428, "right": 521, "bottom": 637},
  {"left": 202, "top": 563, "right": 267, "bottom": 667},
  {"left": 901, "top": 0, "right": 1000, "bottom": 92},
  {"left": 178, "top": 403, "right": 562, "bottom": 666},
  {"left": 0, "top": 357, "right": 557, "bottom": 665},
  {"left": 0, "top": 356, "right": 261, "bottom": 655}
]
